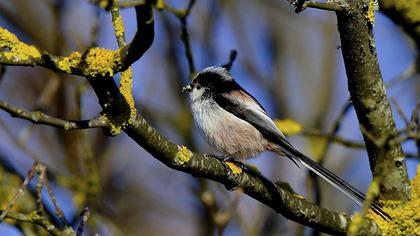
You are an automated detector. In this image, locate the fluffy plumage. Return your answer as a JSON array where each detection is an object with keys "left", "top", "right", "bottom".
[{"left": 184, "top": 66, "right": 389, "bottom": 220}]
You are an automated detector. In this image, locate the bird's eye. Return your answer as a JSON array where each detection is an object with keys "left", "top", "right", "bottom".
[{"left": 196, "top": 85, "right": 201, "bottom": 90}]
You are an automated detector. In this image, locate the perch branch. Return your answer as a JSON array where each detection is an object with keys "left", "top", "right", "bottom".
[{"left": 123, "top": 113, "right": 381, "bottom": 235}]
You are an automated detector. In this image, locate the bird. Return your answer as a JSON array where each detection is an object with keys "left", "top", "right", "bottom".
[{"left": 182, "top": 66, "right": 389, "bottom": 219}]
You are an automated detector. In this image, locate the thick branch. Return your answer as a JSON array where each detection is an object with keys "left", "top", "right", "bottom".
[
  {"left": 0, "top": 100, "right": 109, "bottom": 130},
  {"left": 124, "top": 114, "right": 381, "bottom": 236},
  {"left": 336, "top": 1, "right": 410, "bottom": 201},
  {"left": 84, "top": 63, "right": 382, "bottom": 234},
  {"left": 117, "top": 4, "right": 154, "bottom": 71},
  {"left": 0, "top": 4, "right": 153, "bottom": 77}
]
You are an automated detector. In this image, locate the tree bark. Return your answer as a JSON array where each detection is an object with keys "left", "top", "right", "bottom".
[{"left": 336, "top": 0, "right": 410, "bottom": 201}]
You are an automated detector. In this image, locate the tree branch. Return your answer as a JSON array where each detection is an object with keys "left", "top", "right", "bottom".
[
  {"left": 302, "top": 1, "right": 344, "bottom": 12},
  {"left": 76, "top": 207, "right": 90, "bottom": 236},
  {"left": 302, "top": 129, "right": 365, "bottom": 149},
  {"left": 0, "top": 4, "right": 153, "bottom": 77},
  {"left": 2, "top": 211, "right": 64, "bottom": 236},
  {"left": 336, "top": 0, "right": 410, "bottom": 201},
  {"left": 0, "top": 162, "right": 76, "bottom": 236},
  {"left": 222, "top": 50, "right": 238, "bottom": 71},
  {"left": 379, "top": 0, "right": 420, "bottom": 50},
  {"left": 164, "top": 0, "right": 197, "bottom": 75},
  {"left": 124, "top": 113, "right": 381, "bottom": 236},
  {"left": 289, "top": 0, "right": 345, "bottom": 14},
  {"left": 0, "top": 100, "right": 109, "bottom": 130}
]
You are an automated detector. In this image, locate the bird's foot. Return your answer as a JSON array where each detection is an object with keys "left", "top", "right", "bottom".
[
  {"left": 221, "top": 156, "right": 250, "bottom": 173},
  {"left": 204, "top": 154, "right": 252, "bottom": 174}
]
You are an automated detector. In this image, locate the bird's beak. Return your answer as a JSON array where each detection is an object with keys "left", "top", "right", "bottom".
[{"left": 182, "top": 84, "right": 192, "bottom": 93}]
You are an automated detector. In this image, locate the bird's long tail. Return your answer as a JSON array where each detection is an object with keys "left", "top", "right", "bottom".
[{"left": 275, "top": 144, "right": 390, "bottom": 220}]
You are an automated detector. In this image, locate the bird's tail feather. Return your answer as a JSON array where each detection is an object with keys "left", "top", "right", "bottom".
[{"left": 275, "top": 146, "right": 390, "bottom": 220}]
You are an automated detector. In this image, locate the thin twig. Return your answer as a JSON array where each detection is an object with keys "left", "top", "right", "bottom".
[
  {"left": 302, "top": 128, "right": 365, "bottom": 149},
  {"left": 410, "top": 100, "right": 420, "bottom": 157},
  {"left": 89, "top": 6, "right": 102, "bottom": 47},
  {"left": 222, "top": 50, "right": 238, "bottom": 71},
  {"left": 35, "top": 164, "right": 47, "bottom": 211},
  {"left": 164, "top": 0, "right": 197, "bottom": 75},
  {"left": 91, "top": 0, "right": 146, "bottom": 9},
  {"left": 0, "top": 65, "right": 5, "bottom": 84},
  {"left": 76, "top": 207, "right": 90, "bottom": 236},
  {"left": 1, "top": 211, "right": 64, "bottom": 236},
  {"left": 45, "top": 178, "right": 70, "bottom": 226},
  {"left": 0, "top": 118, "right": 41, "bottom": 161},
  {"left": 386, "top": 60, "right": 417, "bottom": 88},
  {"left": 214, "top": 188, "right": 243, "bottom": 236},
  {"left": 391, "top": 97, "right": 410, "bottom": 126},
  {"left": 0, "top": 162, "right": 75, "bottom": 234},
  {"left": 0, "top": 100, "right": 110, "bottom": 130},
  {"left": 111, "top": 6, "right": 127, "bottom": 46},
  {"left": 302, "top": 1, "right": 344, "bottom": 12},
  {"left": 0, "top": 163, "right": 37, "bottom": 222},
  {"left": 405, "top": 152, "right": 420, "bottom": 159},
  {"left": 289, "top": 0, "right": 344, "bottom": 13}
]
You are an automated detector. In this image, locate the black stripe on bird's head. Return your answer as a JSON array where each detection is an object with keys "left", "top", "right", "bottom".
[{"left": 192, "top": 66, "right": 239, "bottom": 94}]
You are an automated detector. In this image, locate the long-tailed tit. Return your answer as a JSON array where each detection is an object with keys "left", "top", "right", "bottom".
[{"left": 183, "top": 66, "right": 388, "bottom": 219}]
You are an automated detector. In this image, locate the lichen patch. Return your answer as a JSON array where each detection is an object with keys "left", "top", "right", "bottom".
[
  {"left": 225, "top": 162, "right": 242, "bottom": 174},
  {"left": 175, "top": 146, "right": 192, "bottom": 165},
  {"left": 368, "top": 165, "right": 420, "bottom": 235}
]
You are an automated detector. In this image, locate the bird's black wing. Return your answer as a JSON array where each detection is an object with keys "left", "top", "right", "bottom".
[
  {"left": 213, "top": 93, "right": 300, "bottom": 167},
  {"left": 213, "top": 92, "right": 293, "bottom": 150}
]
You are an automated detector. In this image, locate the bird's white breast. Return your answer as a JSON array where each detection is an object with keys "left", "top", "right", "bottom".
[{"left": 191, "top": 98, "right": 268, "bottom": 159}]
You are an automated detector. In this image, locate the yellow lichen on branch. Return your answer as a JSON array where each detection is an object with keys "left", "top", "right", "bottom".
[
  {"left": 109, "top": 4, "right": 137, "bottom": 128},
  {"left": 0, "top": 27, "right": 125, "bottom": 77},
  {"left": 0, "top": 27, "right": 41, "bottom": 61},
  {"left": 225, "top": 162, "right": 242, "bottom": 174},
  {"left": 56, "top": 48, "right": 120, "bottom": 77},
  {"left": 348, "top": 178, "right": 380, "bottom": 235},
  {"left": 368, "top": 165, "right": 420, "bottom": 235},
  {"left": 56, "top": 51, "right": 82, "bottom": 74},
  {"left": 112, "top": 12, "right": 125, "bottom": 42},
  {"left": 52, "top": 47, "right": 120, "bottom": 77},
  {"left": 84, "top": 47, "right": 120, "bottom": 77},
  {"left": 119, "top": 69, "right": 136, "bottom": 119},
  {"left": 366, "top": 0, "right": 378, "bottom": 26},
  {"left": 175, "top": 146, "right": 192, "bottom": 164}
]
